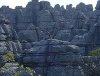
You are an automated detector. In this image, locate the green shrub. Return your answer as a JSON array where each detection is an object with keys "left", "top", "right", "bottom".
[
  {"left": 0, "top": 64, "right": 38, "bottom": 76},
  {"left": 13, "top": 65, "right": 37, "bottom": 76},
  {"left": 1, "top": 51, "right": 40, "bottom": 76},
  {"left": 0, "top": 64, "right": 9, "bottom": 72},
  {"left": 89, "top": 48, "right": 100, "bottom": 56},
  {"left": 2, "top": 51, "right": 15, "bottom": 62}
]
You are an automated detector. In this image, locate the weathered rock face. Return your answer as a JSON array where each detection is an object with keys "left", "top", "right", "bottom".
[
  {"left": 76, "top": 2, "right": 93, "bottom": 15},
  {"left": 1, "top": 0, "right": 100, "bottom": 76},
  {"left": 20, "top": 39, "right": 85, "bottom": 76},
  {"left": 96, "top": 0, "right": 100, "bottom": 10},
  {"left": 0, "top": 15, "right": 22, "bottom": 68},
  {"left": 47, "top": 66, "right": 85, "bottom": 76},
  {"left": 0, "top": 0, "right": 93, "bottom": 52},
  {"left": 0, "top": 15, "right": 22, "bottom": 53}
]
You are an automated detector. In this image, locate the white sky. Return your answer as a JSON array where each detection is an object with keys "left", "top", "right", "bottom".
[{"left": 0, "top": 0, "right": 98, "bottom": 9}]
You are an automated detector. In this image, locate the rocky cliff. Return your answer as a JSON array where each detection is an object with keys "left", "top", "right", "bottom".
[
  {"left": 0, "top": 0, "right": 94, "bottom": 53},
  {"left": 0, "top": 0, "right": 100, "bottom": 76}
]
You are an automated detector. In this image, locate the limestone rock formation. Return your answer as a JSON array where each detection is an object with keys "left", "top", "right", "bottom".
[
  {"left": 21, "top": 39, "right": 85, "bottom": 76},
  {"left": 0, "top": 0, "right": 100, "bottom": 76},
  {"left": 0, "top": 15, "right": 22, "bottom": 53}
]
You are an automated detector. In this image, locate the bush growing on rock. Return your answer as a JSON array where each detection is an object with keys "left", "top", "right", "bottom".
[
  {"left": 0, "top": 51, "right": 39, "bottom": 76},
  {"left": 0, "top": 64, "right": 38, "bottom": 76},
  {"left": 88, "top": 48, "right": 100, "bottom": 75},
  {"left": 13, "top": 65, "right": 37, "bottom": 76},
  {"left": 2, "top": 51, "right": 15, "bottom": 63},
  {"left": 89, "top": 48, "right": 100, "bottom": 56}
]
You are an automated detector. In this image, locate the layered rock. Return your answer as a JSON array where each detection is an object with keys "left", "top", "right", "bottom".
[
  {"left": 0, "top": 15, "right": 22, "bottom": 69},
  {"left": 20, "top": 39, "right": 85, "bottom": 76},
  {"left": 0, "top": 0, "right": 100, "bottom": 76},
  {"left": 0, "top": 0, "right": 93, "bottom": 51},
  {"left": 0, "top": 15, "right": 22, "bottom": 53}
]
